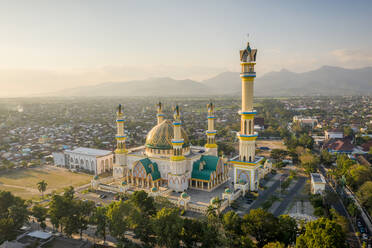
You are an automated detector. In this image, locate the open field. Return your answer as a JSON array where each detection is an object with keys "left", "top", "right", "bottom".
[
  {"left": 256, "top": 139, "right": 287, "bottom": 157},
  {"left": 0, "top": 165, "right": 91, "bottom": 200}
]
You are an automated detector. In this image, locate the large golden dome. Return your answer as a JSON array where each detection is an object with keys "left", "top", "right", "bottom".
[{"left": 145, "top": 120, "right": 189, "bottom": 150}]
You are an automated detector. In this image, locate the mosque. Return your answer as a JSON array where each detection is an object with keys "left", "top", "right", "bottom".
[{"left": 112, "top": 41, "right": 271, "bottom": 193}]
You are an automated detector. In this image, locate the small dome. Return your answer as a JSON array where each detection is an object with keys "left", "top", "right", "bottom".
[
  {"left": 181, "top": 192, "right": 188, "bottom": 199},
  {"left": 122, "top": 181, "right": 127, "bottom": 186},
  {"left": 151, "top": 187, "right": 158, "bottom": 192},
  {"left": 225, "top": 188, "right": 231, "bottom": 194},
  {"left": 93, "top": 176, "right": 99, "bottom": 180},
  {"left": 145, "top": 120, "right": 189, "bottom": 150}
]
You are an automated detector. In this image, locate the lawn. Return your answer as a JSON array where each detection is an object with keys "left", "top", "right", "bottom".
[
  {"left": 0, "top": 165, "right": 92, "bottom": 200},
  {"left": 256, "top": 140, "right": 287, "bottom": 157}
]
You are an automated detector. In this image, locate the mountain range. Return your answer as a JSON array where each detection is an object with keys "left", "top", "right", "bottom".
[{"left": 50, "top": 66, "right": 372, "bottom": 97}]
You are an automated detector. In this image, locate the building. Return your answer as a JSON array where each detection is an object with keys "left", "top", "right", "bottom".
[
  {"left": 323, "top": 138, "right": 355, "bottom": 154},
  {"left": 228, "top": 42, "right": 263, "bottom": 192},
  {"left": 53, "top": 147, "right": 114, "bottom": 175},
  {"left": 254, "top": 117, "right": 265, "bottom": 131},
  {"left": 293, "top": 116, "right": 318, "bottom": 128},
  {"left": 112, "top": 103, "right": 229, "bottom": 192},
  {"left": 325, "top": 129, "right": 344, "bottom": 140},
  {"left": 310, "top": 173, "right": 326, "bottom": 194}
]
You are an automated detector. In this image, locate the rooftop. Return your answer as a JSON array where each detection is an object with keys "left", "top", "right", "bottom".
[
  {"left": 67, "top": 147, "right": 112, "bottom": 157},
  {"left": 311, "top": 173, "right": 326, "bottom": 183}
]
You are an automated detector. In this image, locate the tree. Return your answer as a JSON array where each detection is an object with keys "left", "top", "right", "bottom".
[
  {"left": 106, "top": 201, "right": 131, "bottom": 245},
  {"left": 91, "top": 206, "right": 108, "bottom": 243},
  {"left": 349, "top": 165, "right": 372, "bottom": 191},
  {"left": 32, "top": 205, "right": 47, "bottom": 230},
  {"left": 263, "top": 242, "right": 285, "bottom": 248},
  {"left": 242, "top": 209, "right": 279, "bottom": 247},
  {"left": 130, "top": 190, "right": 156, "bottom": 216},
  {"left": 270, "top": 149, "right": 288, "bottom": 161},
  {"left": 277, "top": 215, "right": 297, "bottom": 246},
  {"left": 222, "top": 211, "right": 243, "bottom": 248},
  {"left": 357, "top": 181, "right": 372, "bottom": 216},
  {"left": 37, "top": 180, "right": 47, "bottom": 198},
  {"left": 298, "top": 133, "right": 314, "bottom": 149},
  {"left": 180, "top": 218, "right": 204, "bottom": 248},
  {"left": 74, "top": 200, "right": 95, "bottom": 239},
  {"left": 201, "top": 216, "right": 227, "bottom": 248},
  {"left": 299, "top": 152, "right": 319, "bottom": 174},
  {"left": 49, "top": 194, "right": 67, "bottom": 232},
  {"left": 152, "top": 208, "right": 183, "bottom": 248},
  {"left": 344, "top": 126, "right": 354, "bottom": 138},
  {"left": 329, "top": 208, "right": 348, "bottom": 233},
  {"left": 296, "top": 218, "right": 347, "bottom": 248},
  {"left": 320, "top": 150, "right": 334, "bottom": 167},
  {"left": 0, "top": 191, "right": 29, "bottom": 243}
]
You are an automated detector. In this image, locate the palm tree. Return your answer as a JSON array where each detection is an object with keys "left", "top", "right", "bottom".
[{"left": 37, "top": 180, "right": 48, "bottom": 198}]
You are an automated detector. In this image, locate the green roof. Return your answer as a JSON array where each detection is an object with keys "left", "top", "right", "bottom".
[
  {"left": 191, "top": 155, "right": 219, "bottom": 181},
  {"left": 139, "top": 158, "right": 161, "bottom": 181}
]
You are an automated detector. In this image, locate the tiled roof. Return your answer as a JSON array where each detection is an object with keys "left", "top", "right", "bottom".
[
  {"left": 191, "top": 155, "right": 219, "bottom": 181},
  {"left": 323, "top": 138, "right": 354, "bottom": 152},
  {"left": 361, "top": 140, "right": 372, "bottom": 152},
  {"left": 139, "top": 158, "right": 161, "bottom": 181}
]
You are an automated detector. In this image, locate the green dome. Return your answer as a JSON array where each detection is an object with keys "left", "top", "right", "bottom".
[
  {"left": 151, "top": 187, "right": 158, "bottom": 192},
  {"left": 181, "top": 192, "right": 188, "bottom": 199},
  {"left": 93, "top": 175, "right": 99, "bottom": 180},
  {"left": 225, "top": 188, "right": 231, "bottom": 194},
  {"left": 145, "top": 120, "right": 189, "bottom": 150},
  {"left": 122, "top": 181, "right": 127, "bottom": 186}
]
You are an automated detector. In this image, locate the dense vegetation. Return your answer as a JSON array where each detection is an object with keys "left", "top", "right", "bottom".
[{"left": 0, "top": 188, "right": 348, "bottom": 248}]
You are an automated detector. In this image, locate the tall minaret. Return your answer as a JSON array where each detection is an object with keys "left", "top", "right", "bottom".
[
  {"left": 230, "top": 41, "right": 260, "bottom": 192},
  {"left": 115, "top": 104, "right": 127, "bottom": 166},
  {"left": 171, "top": 105, "right": 185, "bottom": 161},
  {"left": 168, "top": 105, "right": 188, "bottom": 192},
  {"left": 157, "top": 102, "right": 165, "bottom": 125},
  {"left": 205, "top": 102, "right": 218, "bottom": 156},
  {"left": 238, "top": 42, "right": 257, "bottom": 162}
]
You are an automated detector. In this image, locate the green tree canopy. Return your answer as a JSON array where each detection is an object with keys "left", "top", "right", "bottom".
[
  {"left": 263, "top": 242, "right": 285, "bottom": 248},
  {"left": 242, "top": 209, "right": 279, "bottom": 247},
  {"left": 0, "top": 191, "right": 29, "bottom": 243},
  {"left": 37, "top": 180, "right": 47, "bottom": 198},
  {"left": 296, "top": 217, "right": 347, "bottom": 248},
  {"left": 357, "top": 181, "right": 372, "bottom": 216},
  {"left": 152, "top": 207, "right": 183, "bottom": 248},
  {"left": 277, "top": 215, "right": 297, "bottom": 246}
]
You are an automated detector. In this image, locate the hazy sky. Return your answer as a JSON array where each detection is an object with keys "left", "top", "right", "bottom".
[{"left": 1, "top": 0, "right": 372, "bottom": 97}]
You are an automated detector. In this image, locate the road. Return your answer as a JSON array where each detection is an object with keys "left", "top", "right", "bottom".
[
  {"left": 248, "top": 173, "right": 285, "bottom": 211},
  {"left": 318, "top": 165, "right": 362, "bottom": 248},
  {"left": 273, "top": 176, "right": 306, "bottom": 216}
]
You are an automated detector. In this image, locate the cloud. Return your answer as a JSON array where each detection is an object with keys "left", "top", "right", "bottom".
[{"left": 331, "top": 49, "right": 372, "bottom": 63}]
